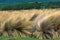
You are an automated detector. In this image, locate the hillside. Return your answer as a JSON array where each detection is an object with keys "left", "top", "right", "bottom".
[{"left": 0, "top": 2, "right": 60, "bottom": 10}]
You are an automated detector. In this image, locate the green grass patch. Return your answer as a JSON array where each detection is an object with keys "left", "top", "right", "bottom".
[
  {"left": 0, "top": 36, "right": 40, "bottom": 40},
  {"left": 0, "top": 36, "right": 60, "bottom": 40}
]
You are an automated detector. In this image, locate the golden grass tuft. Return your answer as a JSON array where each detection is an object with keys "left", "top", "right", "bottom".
[{"left": 0, "top": 9, "right": 60, "bottom": 39}]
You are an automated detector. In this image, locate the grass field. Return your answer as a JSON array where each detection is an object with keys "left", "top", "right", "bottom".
[{"left": 0, "top": 9, "right": 60, "bottom": 40}]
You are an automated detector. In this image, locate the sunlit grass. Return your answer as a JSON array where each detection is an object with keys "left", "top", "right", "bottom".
[{"left": 0, "top": 9, "right": 60, "bottom": 40}]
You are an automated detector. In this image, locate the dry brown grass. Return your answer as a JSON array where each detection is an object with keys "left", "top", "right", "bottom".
[{"left": 0, "top": 9, "right": 60, "bottom": 38}]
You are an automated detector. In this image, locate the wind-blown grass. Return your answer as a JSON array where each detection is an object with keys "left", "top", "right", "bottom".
[{"left": 0, "top": 9, "right": 60, "bottom": 39}]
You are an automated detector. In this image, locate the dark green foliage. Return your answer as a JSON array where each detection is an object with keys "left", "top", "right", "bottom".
[{"left": 0, "top": 2, "right": 60, "bottom": 10}]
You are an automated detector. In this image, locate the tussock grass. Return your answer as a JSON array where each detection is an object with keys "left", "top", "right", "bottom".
[{"left": 0, "top": 9, "right": 60, "bottom": 39}]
